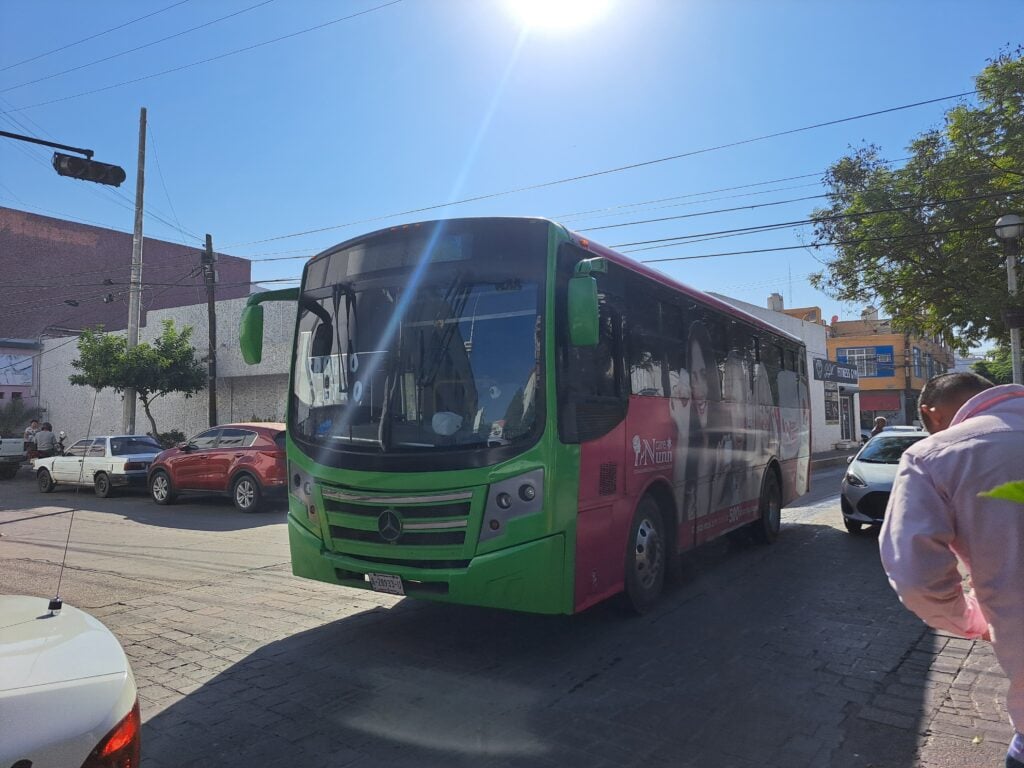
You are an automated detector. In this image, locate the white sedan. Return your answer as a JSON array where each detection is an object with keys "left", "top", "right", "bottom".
[
  {"left": 0, "top": 595, "right": 140, "bottom": 768},
  {"left": 34, "top": 435, "right": 163, "bottom": 497}
]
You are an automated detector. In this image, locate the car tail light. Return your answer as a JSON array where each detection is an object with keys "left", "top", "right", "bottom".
[
  {"left": 81, "top": 699, "right": 140, "bottom": 768},
  {"left": 123, "top": 462, "right": 146, "bottom": 471}
]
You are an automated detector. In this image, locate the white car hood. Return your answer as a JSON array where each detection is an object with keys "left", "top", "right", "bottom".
[
  {"left": 848, "top": 460, "right": 900, "bottom": 487},
  {"left": 0, "top": 596, "right": 137, "bottom": 768}
]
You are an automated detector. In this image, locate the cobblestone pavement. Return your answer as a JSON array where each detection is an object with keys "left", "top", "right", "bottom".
[{"left": 0, "top": 470, "right": 1013, "bottom": 767}]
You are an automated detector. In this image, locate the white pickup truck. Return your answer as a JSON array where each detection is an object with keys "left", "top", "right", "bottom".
[{"left": 0, "top": 437, "right": 25, "bottom": 480}]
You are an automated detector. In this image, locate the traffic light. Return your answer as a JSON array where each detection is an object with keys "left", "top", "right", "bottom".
[{"left": 52, "top": 152, "right": 127, "bottom": 187}]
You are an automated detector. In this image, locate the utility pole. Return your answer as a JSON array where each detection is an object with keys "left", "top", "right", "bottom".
[
  {"left": 203, "top": 234, "right": 218, "bottom": 427},
  {"left": 123, "top": 107, "right": 146, "bottom": 434}
]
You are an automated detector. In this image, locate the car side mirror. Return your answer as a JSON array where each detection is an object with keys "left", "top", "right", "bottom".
[
  {"left": 178, "top": 441, "right": 194, "bottom": 452},
  {"left": 847, "top": 456, "right": 855, "bottom": 464}
]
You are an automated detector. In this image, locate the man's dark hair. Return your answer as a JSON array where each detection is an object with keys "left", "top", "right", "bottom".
[{"left": 918, "top": 372, "right": 994, "bottom": 410}]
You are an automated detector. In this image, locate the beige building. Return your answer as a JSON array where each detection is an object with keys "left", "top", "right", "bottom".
[{"left": 826, "top": 307, "right": 954, "bottom": 430}]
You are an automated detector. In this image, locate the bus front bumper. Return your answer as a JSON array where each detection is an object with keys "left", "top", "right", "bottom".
[{"left": 287, "top": 513, "right": 568, "bottom": 614}]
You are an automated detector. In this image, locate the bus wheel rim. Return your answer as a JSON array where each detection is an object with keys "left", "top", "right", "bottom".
[{"left": 634, "top": 518, "right": 661, "bottom": 589}]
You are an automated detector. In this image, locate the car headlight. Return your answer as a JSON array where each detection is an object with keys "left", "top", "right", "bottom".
[{"left": 844, "top": 472, "right": 867, "bottom": 488}]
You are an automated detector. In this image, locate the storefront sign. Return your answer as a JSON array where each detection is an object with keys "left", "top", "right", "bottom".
[{"left": 813, "top": 358, "right": 858, "bottom": 384}]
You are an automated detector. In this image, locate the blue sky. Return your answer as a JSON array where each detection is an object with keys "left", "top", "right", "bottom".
[{"left": 2, "top": 0, "right": 1021, "bottom": 335}]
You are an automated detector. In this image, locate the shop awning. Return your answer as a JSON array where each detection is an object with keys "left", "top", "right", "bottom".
[{"left": 859, "top": 391, "right": 901, "bottom": 411}]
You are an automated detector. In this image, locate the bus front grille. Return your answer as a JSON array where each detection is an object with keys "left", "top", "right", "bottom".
[{"left": 320, "top": 486, "right": 474, "bottom": 551}]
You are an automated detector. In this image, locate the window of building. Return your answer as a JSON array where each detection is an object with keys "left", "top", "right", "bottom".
[
  {"left": 11, "top": 392, "right": 21, "bottom": 400},
  {"left": 913, "top": 347, "right": 922, "bottom": 378},
  {"left": 837, "top": 347, "right": 878, "bottom": 377},
  {"left": 926, "top": 353, "right": 935, "bottom": 379}
]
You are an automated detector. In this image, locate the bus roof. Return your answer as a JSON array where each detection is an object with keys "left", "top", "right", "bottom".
[
  {"left": 563, "top": 225, "right": 804, "bottom": 346},
  {"left": 306, "top": 216, "right": 803, "bottom": 346}
]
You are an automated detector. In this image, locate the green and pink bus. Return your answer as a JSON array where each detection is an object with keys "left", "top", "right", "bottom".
[{"left": 240, "top": 217, "right": 810, "bottom": 614}]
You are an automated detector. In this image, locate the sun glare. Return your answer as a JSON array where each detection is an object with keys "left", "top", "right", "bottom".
[{"left": 504, "top": 0, "right": 612, "bottom": 31}]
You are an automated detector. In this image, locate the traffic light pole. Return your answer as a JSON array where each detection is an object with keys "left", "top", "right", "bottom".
[
  {"left": 203, "top": 234, "right": 218, "bottom": 427},
  {"left": 0, "top": 129, "right": 94, "bottom": 157},
  {"left": 122, "top": 107, "right": 147, "bottom": 434},
  {"left": 0, "top": 129, "right": 126, "bottom": 186}
]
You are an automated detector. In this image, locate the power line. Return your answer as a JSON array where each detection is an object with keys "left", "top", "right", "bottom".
[
  {"left": 579, "top": 193, "right": 828, "bottom": 233},
  {"left": 0, "top": 0, "right": 194, "bottom": 73},
  {"left": 220, "top": 89, "right": 978, "bottom": 249},
  {"left": 0, "top": 0, "right": 277, "bottom": 95},
  {"left": 610, "top": 188, "right": 1024, "bottom": 252},
  {"left": 636, "top": 221, "right": 998, "bottom": 265},
  {"left": 0, "top": 1, "right": 405, "bottom": 114}
]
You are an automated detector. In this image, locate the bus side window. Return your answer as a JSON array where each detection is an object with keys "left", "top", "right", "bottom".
[{"left": 626, "top": 294, "right": 668, "bottom": 397}]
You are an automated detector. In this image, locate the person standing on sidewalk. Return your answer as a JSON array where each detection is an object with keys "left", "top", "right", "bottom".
[{"left": 879, "top": 372, "right": 1024, "bottom": 768}]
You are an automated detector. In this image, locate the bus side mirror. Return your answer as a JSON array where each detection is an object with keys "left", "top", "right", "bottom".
[
  {"left": 240, "top": 303, "right": 265, "bottom": 364},
  {"left": 568, "top": 275, "right": 599, "bottom": 346}
]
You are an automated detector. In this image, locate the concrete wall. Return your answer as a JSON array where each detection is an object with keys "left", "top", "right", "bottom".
[
  {"left": 39, "top": 297, "right": 295, "bottom": 443},
  {"left": 710, "top": 294, "right": 844, "bottom": 454}
]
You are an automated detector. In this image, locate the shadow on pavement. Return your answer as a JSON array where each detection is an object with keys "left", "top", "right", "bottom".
[{"left": 143, "top": 523, "right": 933, "bottom": 768}]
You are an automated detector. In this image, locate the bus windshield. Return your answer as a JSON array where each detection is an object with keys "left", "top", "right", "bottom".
[{"left": 291, "top": 221, "right": 547, "bottom": 457}]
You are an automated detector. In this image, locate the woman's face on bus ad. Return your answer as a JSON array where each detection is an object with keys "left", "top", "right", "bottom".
[{"left": 689, "top": 336, "right": 708, "bottom": 429}]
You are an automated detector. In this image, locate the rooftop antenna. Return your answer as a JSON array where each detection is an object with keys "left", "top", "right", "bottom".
[{"left": 49, "top": 389, "right": 99, "bottom": 617}]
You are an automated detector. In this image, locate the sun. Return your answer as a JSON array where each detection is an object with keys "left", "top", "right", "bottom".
[{"left": 503, "top": 0, "right": 612, "bottom": 31}]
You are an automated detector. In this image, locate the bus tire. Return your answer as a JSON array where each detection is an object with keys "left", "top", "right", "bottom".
[
  {"left": 622, "top": 496, "right": 667, "bottom": 614},
  {"left": 751, "top": 470, "right": 782, "bottom": 544}
]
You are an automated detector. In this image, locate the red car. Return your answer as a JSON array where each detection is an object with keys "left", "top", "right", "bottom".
[{"left": 147, "top": 423, "right": 286, "bottom": 512}]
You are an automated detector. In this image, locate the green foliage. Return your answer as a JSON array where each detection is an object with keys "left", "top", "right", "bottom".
[
  {"left": 0, "top": 399, "right": 44, "bottom": 438},
  {"left": 69, "top": 319, "right": 206, "bottom": 436},
  {"left": 156, "top": 429, "right": 186, "bottom": 448},
  {"left": 979, "top": 481, "right": 1024, "bottom": 504},
  {"left": 810, "top": 48, "right": 1024, "bottom": 352},
  {"left": 972, "top": 343, "right": 1013, "bottom": 384}
]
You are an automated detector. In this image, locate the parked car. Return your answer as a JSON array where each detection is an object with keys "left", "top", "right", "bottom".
[
  {"left": 840, "top": 431, "right": 928, "bottom": 533},
  {"left": 0, "top": 436, "right": 26, "bottom": 480},
  {"left": 147, "top": 422, "right": 286, "bottom": 512},
  {"left": 34, "top": 435, "right": 163, "bottom": 497},
  {"left": 0, "top": 595, "right": 140, "bottom": 768}
]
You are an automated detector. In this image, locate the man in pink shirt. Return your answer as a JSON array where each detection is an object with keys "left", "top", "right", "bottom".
[{"left": 880, "top": 372, "right": 1024, "bottom": 768}]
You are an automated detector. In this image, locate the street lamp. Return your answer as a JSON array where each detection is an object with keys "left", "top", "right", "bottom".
[{"left": 995, "top": 214, "right": 1024, "bottom": 384}]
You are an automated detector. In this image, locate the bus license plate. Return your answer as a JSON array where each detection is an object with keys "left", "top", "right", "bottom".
[{"left": 368, "top": 573, "right": 405, "bottom": 596}]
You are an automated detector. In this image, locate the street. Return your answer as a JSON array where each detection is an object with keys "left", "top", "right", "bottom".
[{"left": 0, "top": 466, "right": 1013, "bottom": 768}]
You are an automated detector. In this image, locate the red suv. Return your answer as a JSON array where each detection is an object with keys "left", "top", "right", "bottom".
[{"left": 148, "top": 423, "right": 286, "bottom": 512}]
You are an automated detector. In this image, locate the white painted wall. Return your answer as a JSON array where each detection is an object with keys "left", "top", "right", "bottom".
[
  {"left": 39, "top": 297, "right": 296, "bottom": 443},
  {"left": 710, "top": 293, "right": 850, "bottom": 454}
]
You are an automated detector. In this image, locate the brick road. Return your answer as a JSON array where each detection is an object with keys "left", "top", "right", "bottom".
[{"left": 0, "top": 468, "right": 1014, "bottom": 767}]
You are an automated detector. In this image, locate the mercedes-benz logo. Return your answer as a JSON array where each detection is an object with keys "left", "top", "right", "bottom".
[{"left": 377, "top": 508, "right": 403, "bottom": 543}]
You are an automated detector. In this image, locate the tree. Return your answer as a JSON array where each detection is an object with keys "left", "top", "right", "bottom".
[
  {"left": 0, "top": 398, "right": 44, "bottom": 438},
  {"left": 69, "top": 319, "right": 206, "bottom": 436},
  {"left": 972, "top": 343, "right": 1013, "bottom": 384},
  {"left": 809, "top": 48, "right": 1024, "bottom": 352}
]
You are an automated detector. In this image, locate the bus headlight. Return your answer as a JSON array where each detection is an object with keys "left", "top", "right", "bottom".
[
  {"left": 289, "top": 462, "right": 320, "bottom": 526},
  {"left": 480, "top": 468, "right": 543, "bottom": 543}
]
